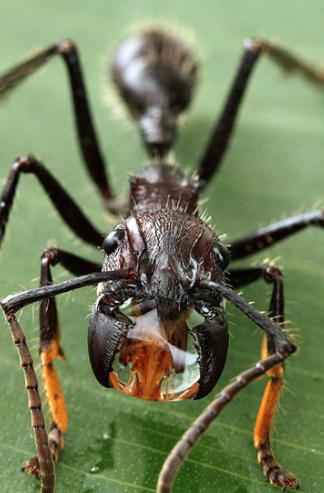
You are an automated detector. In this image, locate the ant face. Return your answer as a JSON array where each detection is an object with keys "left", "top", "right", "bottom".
[
  {"left": 101, "top": 210, "right": 229, "bottom": 303},
  {"left": 89, "top": 211, "right": 230, "bottom": 402}
]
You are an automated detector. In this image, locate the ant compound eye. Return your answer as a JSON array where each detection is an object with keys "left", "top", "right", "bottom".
[
  {"left": 103, "top": 229, "right": 125, "bottom": 255},
  {"left": 213, "top": 242, "right": 230, "bottom": 270}
]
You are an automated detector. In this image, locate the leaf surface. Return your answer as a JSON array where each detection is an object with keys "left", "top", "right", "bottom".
[{"left": 0, "top": 1, "right": 324, "bottom": 492}]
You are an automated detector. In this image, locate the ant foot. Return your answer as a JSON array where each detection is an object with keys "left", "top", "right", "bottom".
[
  {"left": 22, "top": 456, "right": 40, "bottom": 477},
  {"left": 257, "top": 444, "right": 299, "bottom": 490},
  {"left": 269, "top": 469, "right": 300, "bottom": 490}
]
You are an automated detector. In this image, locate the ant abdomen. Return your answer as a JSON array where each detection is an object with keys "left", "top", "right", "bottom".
[{"left": 111, "top": 29, "right": 198, "bottom": 157}]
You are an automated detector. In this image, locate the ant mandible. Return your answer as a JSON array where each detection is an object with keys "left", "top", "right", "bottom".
[{"left": 0, "top": 28, "right": 324, "bottom": 493}]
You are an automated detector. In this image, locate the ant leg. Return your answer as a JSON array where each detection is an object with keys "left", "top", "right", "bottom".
[
  {"left": 31, "top": 249, "right": 101, "bottom": 471},
  {"left": 1, "top": 269, "right": 135, "bottom": 313},
  {"left": 229, "top": 209, "right": 324, "bottom": 260},
  {"left": 1, "top": 268, "right": 133, "bottom": 492},
  {"left": 5, "top": 314, "right": 55, "bottom": 493},
  {"left": 228, "top": 264, "right": 299, "bottom": 488},
  {"left": 0, "top": 154, "right": 104, "bottom": 248},
  {"left": 197, "top": 39, "right": 324, "bottom": 187},
  {"left": 0, "top": 40, "right": 123, "bottom": 212},
  {"left": 157, "top": 281, "right": 296, "bottom": 493}
]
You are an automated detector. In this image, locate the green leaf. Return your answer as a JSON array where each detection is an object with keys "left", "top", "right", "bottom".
[{"left": 0, "top": 1, "right": 324, "bottom": 493}]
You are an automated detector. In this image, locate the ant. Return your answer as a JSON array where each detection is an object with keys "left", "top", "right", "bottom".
[{"left": 0, "top": 27, "right": 324, "bottom": 493}]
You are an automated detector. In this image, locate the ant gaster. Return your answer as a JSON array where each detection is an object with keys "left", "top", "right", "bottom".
[{"left": 1, "top": 27, "right": 324, "bottom": 493}]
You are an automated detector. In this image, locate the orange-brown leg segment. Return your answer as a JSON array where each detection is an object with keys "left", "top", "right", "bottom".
[
  {"left": 255, "top": 268, "right": 299, "bottom": 488},
  {"left": 229, "top": 265, "right": 299, "bottom": 489},
  {"left": 23, "top": 248, "right": 101, "bottom": 475},
  {"left": 40, "top": 339, "right": 67, "bottom": 464},
  {"left": 254, "top": 339, "right": 299, "bottom": 488}
]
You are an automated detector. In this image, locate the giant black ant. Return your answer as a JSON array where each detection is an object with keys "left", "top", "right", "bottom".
[{"left": 0, "top": 28, "right": 324, "bottom": 493}]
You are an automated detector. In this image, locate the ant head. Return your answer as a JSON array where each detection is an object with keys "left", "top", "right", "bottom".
[
  {"left": 101, "top": 212, "right": 230, "bottom": 303},
  {"left": 92, "top": 213, "right": 230, "bottom": 401}
]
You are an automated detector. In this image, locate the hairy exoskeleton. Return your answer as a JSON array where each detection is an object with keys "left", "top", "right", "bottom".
[
  {"left": 1, "top": 26, "right": 324, "bottom": 493},
  {"left": 89, "top": 200, "right": 230, "bottom": 402}
]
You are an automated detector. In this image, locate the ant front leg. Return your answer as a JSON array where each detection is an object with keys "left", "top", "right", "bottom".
[
  {"left": 0, "top": 155, "right": 104, "bottom": 248},
  {"left": 0, "top": 41, "right": 122, "bottom": 212},
  {"left": 1, "top": 268, "right": 134, "bottom": 493},
  {"left": 228, "top": 264, "right": 299, "bottom": 488},
  {"left": 5, "top": 314, "right": 55, "bottom": 493},
  {"left": 197, "top": 38, "right": 324, "bottom": 187},
  {"left": 229, "top": 209, "right": 324, "bottom": 259}
]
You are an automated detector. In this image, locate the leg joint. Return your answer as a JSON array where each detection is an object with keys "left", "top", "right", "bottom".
[
  {"left": 14, "top": 336, "right": 26, "bottom": 345},
  {"left": 278, "top": 336, "right": 297, "bottom": 356},
  {"left": 14, "top": 154, "right": 38, "bottom": 171},
  {"left": 41, "top": 248, "right": 59, "bottom": 266},
  {"left": 21, "top": 361, "right": 33, "bottom": 368},
  {"left": 57, "top": 39, "right": 78, "bottom": 55},
  {"left": 40, "top": 340, "right": 60, "bottom": 363},
  {"left": 264, "top": 264, "right": 283, "bottom": 284},
  {"left": 244, "top": 38, "right": 267, "bottom": 54},
  {"left": 26, "top": 384, "right": 38, "bottom": 390},
  {"left": 269, "top": 375, "right": 282, "bottom": 383}
]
